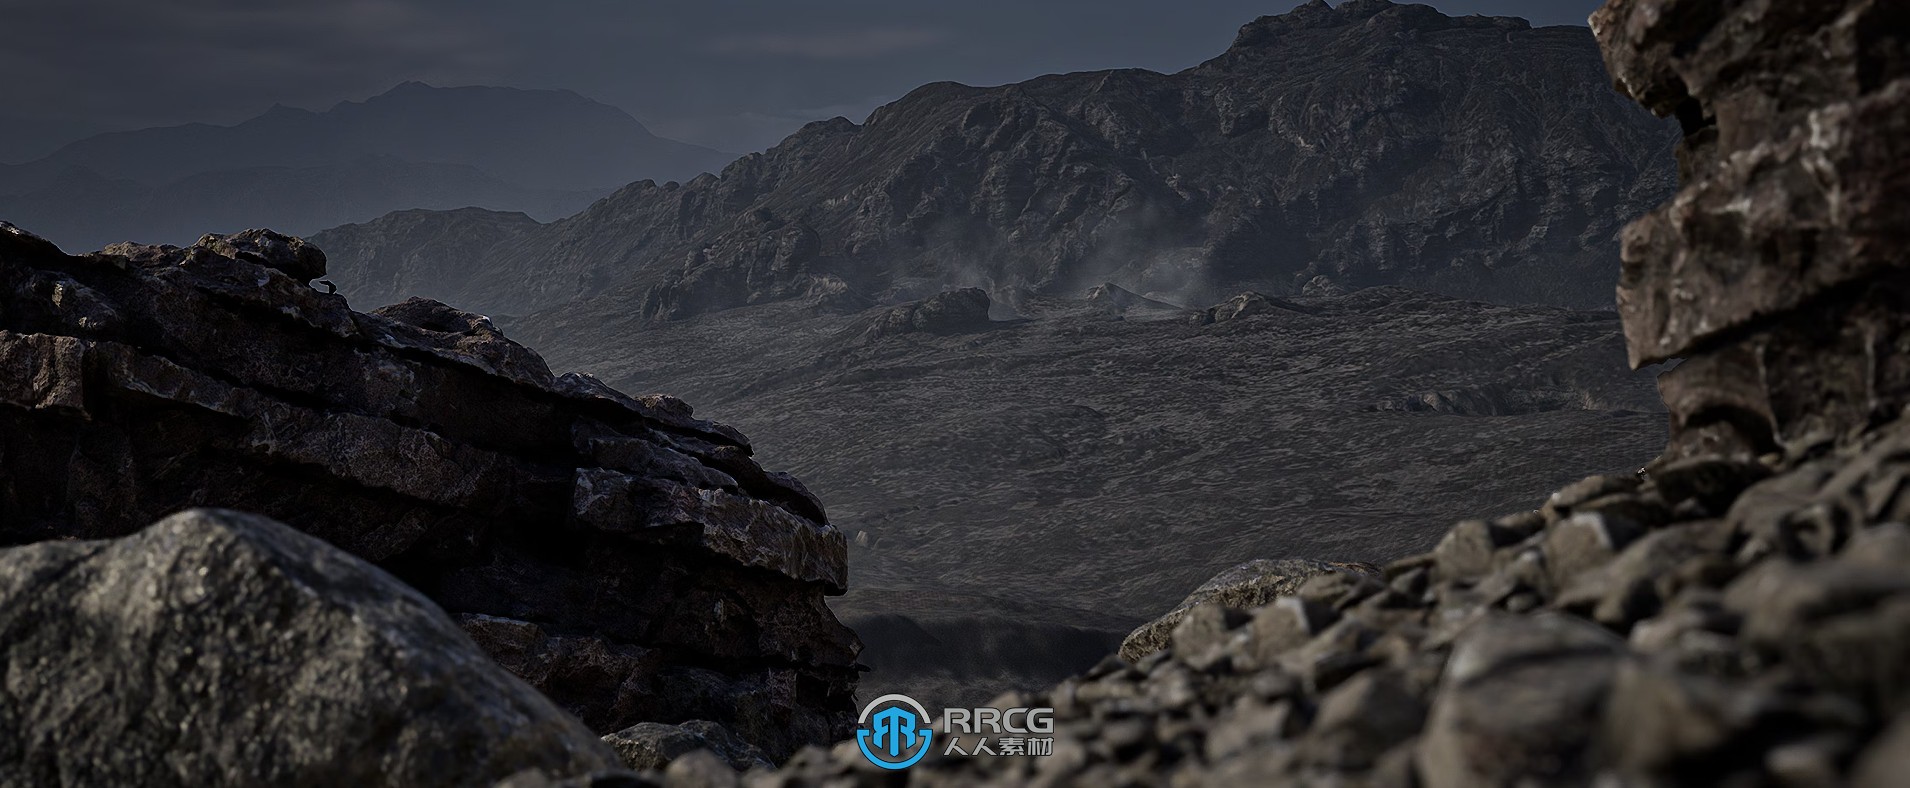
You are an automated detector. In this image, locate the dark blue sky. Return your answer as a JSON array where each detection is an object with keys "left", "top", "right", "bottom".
[{"left": 3, "top": 0, "right": 1605, "bottom": 156}]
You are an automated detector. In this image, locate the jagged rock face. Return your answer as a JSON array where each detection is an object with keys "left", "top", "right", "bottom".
[
  {"left": 0, "top": 223, "right": 856, "bottom": 760},
  {"left": 0, "top": 509, "right": 624, "bottom": 788},
  {"left": 1592, "top": 0, "right": 1910, "bottom": 455},
  {"left": 316, "top": 0, "right": 1675, "bottom": 318}
]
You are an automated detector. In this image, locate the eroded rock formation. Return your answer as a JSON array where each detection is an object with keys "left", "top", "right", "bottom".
[
  {"left": 0, "top": 224, "right": 857, "bottom": 760},
  {"left": 1600, "top": 0, "right": 1910, "bottom": 459}
]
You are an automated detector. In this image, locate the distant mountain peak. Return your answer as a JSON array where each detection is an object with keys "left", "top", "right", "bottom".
[
  {"left": 317, "top": 6, "right": 1674, "bottom": 319},
  {"left": 1230, "top": 0, "right": 1531, "bottom": 52}
]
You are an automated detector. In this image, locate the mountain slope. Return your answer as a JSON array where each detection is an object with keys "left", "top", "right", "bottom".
[{"left": 317, "top": 0, "right": 1677, "bottom": 316}]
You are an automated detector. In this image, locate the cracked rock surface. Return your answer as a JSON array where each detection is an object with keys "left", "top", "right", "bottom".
[
  {"left": 0, "top": 508, "right": 625, "bottom": 788},
  {"left": 0, "top": 223, "right": 858, "bottom": 760}
]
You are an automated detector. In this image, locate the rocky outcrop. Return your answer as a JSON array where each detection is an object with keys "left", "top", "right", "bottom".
[
  {"left": 0, "top": 223, "right": 857, "bottom": 760},
  {"left": 1596, "top": 0, "right": 1910, "bottom": 459},
  {"left": 312, "top": 208, "right": 547, "bottom": 315},
  {"left": 856, "top": 287, "right": 996, "bottom": 340},
  {"left": 1082, "top": 282, "right": 1185, "bottom": 316},
  {"left": 1118, "top": 559, "right": 1381, "bottom": 662},
  {"left": 1195, "top": 291, "right": 1316, "bottom": 324},
  {"left": 0, "top": 508, "right": 625, "bottom": 787},
  {"left": 602, "top": 721, "right": 772, "bottom": 773},
  {"left": 315, "top": 0, "right": 1675, "bottom": 318},
  {"left": 755, "top": 0, "right": 1910, "bottom": 784}
]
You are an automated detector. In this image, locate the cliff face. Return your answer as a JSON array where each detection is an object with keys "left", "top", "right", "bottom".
[
  {"left": 1598, "top": 0, "right": 1910, "bottom": 457},
  {"left": 317, "top": 0, "right": 1675, "bottom": 317},
  {"left": 0, "top": 224, "right": 855, "bottom": 760}
]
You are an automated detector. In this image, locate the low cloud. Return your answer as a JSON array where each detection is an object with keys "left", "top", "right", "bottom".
[
  {"left": 0, "top": 0, "right": 506, "bottom": 128},
  {"left": 705, "top": 27, "right": 950, "bottom": 60}
]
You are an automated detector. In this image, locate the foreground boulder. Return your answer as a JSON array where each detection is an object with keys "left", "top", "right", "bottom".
[
  {"left": 0, "top": 224, "right": 857, "bottom": 759},
  {"left": 0, "top": 509, "right": 624, "bottom": 788}
]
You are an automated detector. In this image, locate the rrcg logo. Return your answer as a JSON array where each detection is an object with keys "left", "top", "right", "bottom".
[
  {"left": 854, "top": 693, "right": 1057, "bottom": 770},
  {"left": 855, "top": 694, "right": 936, "bottom": 770}
]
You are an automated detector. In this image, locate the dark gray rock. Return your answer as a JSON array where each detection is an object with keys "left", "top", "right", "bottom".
[
  {"left": 856, "top": 287, "right": 994, "bottom": 340},
  {"left": 1542, "top": 472, "right": 1642, "bottom": 521},
  {"left": 660, "top": 750, "right": 739, "bottom": 788},
  {"left": 1854, "top": 713, "right": 1910, "bottom": 788},
  {"left": 0, "top": 225, "right": 857, "bottom": 759},
  {"left": 1169, "top": 602, "right": 1251, "bottom": 669},
  {"left": 1650, "top": 455, "right": 1773, "bottom": 513},
  {"left": 1119, "top": 559, "right": 1375, "bottom": 662},
  {"left": 1432, "top": 518, "right": 1541, "bottom": 583},
  {"left": 1416, "top": 614, "right": 1627, "bottom": 788},
  {"left": 1595, "top": 0, "right": 1910, "bottom": 445},
  {"left": 1199, "top": 292, "right": 1314, "bottom": 325},
  {"left": 1245, "top": 597, "right": 1343, "bottom": 667},
  {"left": 0, "top": 509, "right": 622, "bottom": 788},
  {"left": 1304, "top": 669, "right": 1426, "bottom": 770},
  {"left": 1082, "top": 282, "right": 1187, "bottom": 316},
  {"left": 193, "top": 228, "right": 328, "bottom": 282},
  {"left": 1540, "top": 511, "right": 1648, "bottom": 591},
  {"left": 1556, "top": 519, "right": 1736, "bottom": 628},
  {"left": 601, "top": 721, "right": 770, "bottom": 773}
]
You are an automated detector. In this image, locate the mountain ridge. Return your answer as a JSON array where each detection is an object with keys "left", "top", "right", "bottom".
[{"left": 315, "top": 0, "right": 1677, "bottom": 319}]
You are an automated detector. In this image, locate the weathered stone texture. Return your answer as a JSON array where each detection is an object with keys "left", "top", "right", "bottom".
[{"left": 0, "top": 222, "right": 857, "bottom": 760}]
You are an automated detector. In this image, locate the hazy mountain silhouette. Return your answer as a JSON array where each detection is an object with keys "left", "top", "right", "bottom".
[
  {"left": 316, "top": 1, "right": 1677, "bottom": 318},
  {"left": 0, "top": 83, "right": 732, "bottom": 251},
  {"left": 0, "top": 114, "right": 102, "bottom": 165}
]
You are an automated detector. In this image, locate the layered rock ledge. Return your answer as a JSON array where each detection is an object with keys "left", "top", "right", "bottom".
[{"left": 0, "top": 224, "right": 858, "bottom": 760}]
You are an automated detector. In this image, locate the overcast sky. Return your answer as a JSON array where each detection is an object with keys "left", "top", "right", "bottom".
[{"left": 3, "top": 0, "right": 1605, "bottom": 157}]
